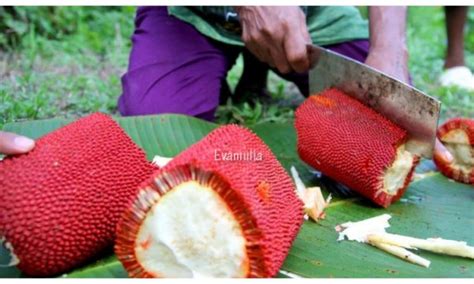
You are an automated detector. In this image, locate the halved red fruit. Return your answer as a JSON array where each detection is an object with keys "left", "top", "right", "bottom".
[
  {"left": 115, "top": 125, "right": 304, "bottom": 278},
  {"left": 433, "top": 118, "right": 474, "bottom": 184},
  {"left": 295, "top": 88, "right": 420, "bottom": 207}
]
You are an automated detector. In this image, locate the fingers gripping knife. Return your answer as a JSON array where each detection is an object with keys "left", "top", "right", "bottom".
[
  {"left": 306, "top": 44, "right": 440, "bottom": 159},
  {"left": 299, "top": 45, "right": 441, "bottom": 206}
]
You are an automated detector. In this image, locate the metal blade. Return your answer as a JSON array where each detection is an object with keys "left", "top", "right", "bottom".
[{"left": 307, "top": 45, "right": 441, "bottom": 158}]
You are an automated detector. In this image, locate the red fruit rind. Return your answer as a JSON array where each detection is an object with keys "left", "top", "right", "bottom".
[
  {"left": 115, "top": 164, "right": 266, "bottom": 278},
  {"left": 0, "top": 113, "right": 156, "bottom": 276},
  {"left": 115, "top": 125, "right": 304, "bottom": 278},
  {"left": 295, "top": 88, "right": 420, "bottom": 208},
  {"left": 433, "top": 118, "right": 474, "bottom": 184}
]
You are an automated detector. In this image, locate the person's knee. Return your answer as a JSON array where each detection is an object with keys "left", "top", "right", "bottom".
[{"left": 118, "top": 66, "right": 222, "bottom": 121}]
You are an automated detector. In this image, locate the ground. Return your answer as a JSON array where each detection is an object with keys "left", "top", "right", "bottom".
[{"left": 0, "top": 6, "right": 473, "bottom": 129}]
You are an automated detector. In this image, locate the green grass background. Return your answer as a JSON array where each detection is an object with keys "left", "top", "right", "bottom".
[{"left": 0, "top": 6, "right": 473, "bottom": 129}]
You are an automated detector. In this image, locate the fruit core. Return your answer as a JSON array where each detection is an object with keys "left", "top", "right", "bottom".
[
  {"left": 441, "top": 129, "right": 473, "bottom": 175},
  {"left": 382, "top": 145, "right": 416, "bottom": 196},
  {"left": 134, "top": 180, "right": 249, "bottom": 278}
]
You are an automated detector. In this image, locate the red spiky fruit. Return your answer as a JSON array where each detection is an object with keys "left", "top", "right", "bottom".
[
  {"left": 115, "top": 125, "right": 304, "bottom": 278},
  {"left": 433, "top": 118, "right": 474, "bottom": 184},
  {"left": 0, "top": 113, "right": 156, "bottom": 276},
  {"left": 295, "top": 88, "right": 420, "bottom": 208}
]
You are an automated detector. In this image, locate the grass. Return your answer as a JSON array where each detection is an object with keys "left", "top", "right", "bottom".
[
  {"left": 0, "top": 6, "right": 473, "bottom": 129},
  {"left": 407, "top": 7, "right": 474, "bottom": 120},
  {"left": 0, "top": 7, "right": 134, "bottom": 127}
]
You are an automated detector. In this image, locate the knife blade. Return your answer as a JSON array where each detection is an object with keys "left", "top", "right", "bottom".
[{"left": 307, "top": 44, "right": 441, "bottom": 158}]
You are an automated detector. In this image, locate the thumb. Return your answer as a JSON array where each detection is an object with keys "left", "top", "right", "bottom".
[
  {"left": 0, "top": 131, "right": 35, "bottom": 155},
  {"left": 434, "top": 138, "right": 454, "bottom": 165}
]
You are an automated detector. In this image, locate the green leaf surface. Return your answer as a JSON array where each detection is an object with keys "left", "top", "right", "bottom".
[
  {"left": 1, "top": 114, "right": 473, "bottom": 278},
  {"left": 62, "top": 255, "right": 127, "bottom": 278}
]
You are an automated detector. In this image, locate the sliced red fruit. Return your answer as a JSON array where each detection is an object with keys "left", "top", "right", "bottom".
[
  {"left": 115, "top": 125, "right": 304, "bottom": 278},
  {"left": 295, "top": 88, "right": 420, "bottom": 207},
  {"left": 433, "top": 118, "right": 474, "bottom": 184}
]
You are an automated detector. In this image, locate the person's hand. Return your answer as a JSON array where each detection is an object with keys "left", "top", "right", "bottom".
[
  {"left": 236, "top": 6, "right": 311, "bottom": 74},
  {"left": 0, "top": 131, "right": 35, "bottom": 155},
  {"left": 434, "top": 138, "right": 454, "bottom": 165}
]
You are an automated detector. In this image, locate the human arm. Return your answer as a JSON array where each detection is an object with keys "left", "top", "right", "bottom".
[{"left": 364, "top": 6, "right": 410, "bottom": 83}]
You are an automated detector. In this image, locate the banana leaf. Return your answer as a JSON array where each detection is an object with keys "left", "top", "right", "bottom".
[{"left": 1, "top": 114, "right": 472, "bottom": 278}]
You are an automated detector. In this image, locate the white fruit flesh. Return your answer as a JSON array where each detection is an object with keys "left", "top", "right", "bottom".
[
  {"left": 336, "top": 214, "right": 391, "bottom": 243},
  {"left": 135, "top": 181, "right": 248, "bottom": 278},
  {"left": 290, "top": 166, "right": 331, "bottom": 222},
  {"left": 336, "top": 214, "right": 474, "bottom": 269},
  {"left": 383, "top": 145, "right": 416, "bottom": 195},
  {"left": 441, "top": 129, "right": 473, "bottom": 174}
]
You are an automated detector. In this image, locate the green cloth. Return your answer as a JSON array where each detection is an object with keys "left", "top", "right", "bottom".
[{"left": 167, "top": 6, "right": 369, "bottom": 47}]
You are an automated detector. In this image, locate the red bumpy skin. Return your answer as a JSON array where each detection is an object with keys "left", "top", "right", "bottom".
[
  {"left": 433, "top": 118, "right": 474, "bottom": 184},
  {"left": 295, "top": 88, "right": 420, "bottom": 208},
  {"left": 115, "top": 125, "right": 304, "bottom": 278},
  {"left": 0, "top": 113, "right": 156, "bottom": 276}
]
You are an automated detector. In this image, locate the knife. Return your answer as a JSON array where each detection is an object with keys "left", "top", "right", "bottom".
[{"left": 306, "top": 44, "right": 441, "bottom": 158}]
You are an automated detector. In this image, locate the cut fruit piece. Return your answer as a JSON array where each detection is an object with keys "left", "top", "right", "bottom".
[
  {"left": 152, "top": 155, "right": 173, "bottom": 168},
  {"left": 433, "top": 118, "right": 474, "bottom": 184},
  {"left": 295, "top": 88, "right": 420, "bottom": 207},
  {"left": 367, "top": 233, "right": 474, "bottom": 259},
  {"left": 336, "top": 214, "right": 474, "bottom": 268},
  {"left": 290, "top": 166, "right": 331, "bottom": 222},
  {"left": 336, "top": 214, "right": 392, "bottom": 243},
  {"left": 115, "top": 125, "right": 304, "bottom": 278},
  {"left": 368, "top": 241, "right": 431, "bottom": 268},
  {"left": 336, "top": 214, "right": 431, "bottom": 268},
  {"left": 0, "top": 113, "right": 156, "bottom": 276}
]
